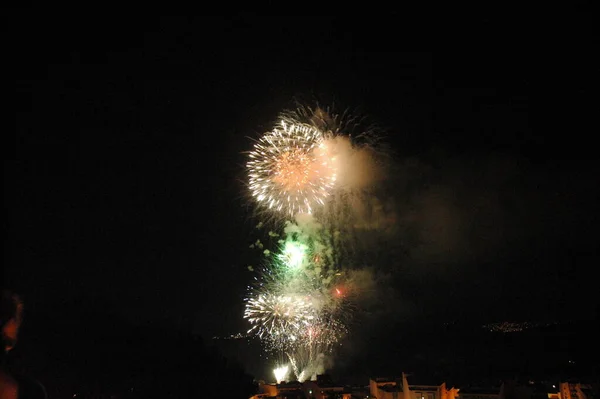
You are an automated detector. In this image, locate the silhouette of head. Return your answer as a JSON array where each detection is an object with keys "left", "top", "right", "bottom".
[{"left": 1, "top": 290, "right": 23, "bottom": 356}]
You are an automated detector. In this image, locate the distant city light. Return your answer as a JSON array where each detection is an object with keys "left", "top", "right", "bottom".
[{"left": 482, "top": 320, "right": 557, "bottom": 333}]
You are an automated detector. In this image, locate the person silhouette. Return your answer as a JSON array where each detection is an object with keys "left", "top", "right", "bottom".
[{"left": 1, "top": 290, "right": 46, "bottom": 399}]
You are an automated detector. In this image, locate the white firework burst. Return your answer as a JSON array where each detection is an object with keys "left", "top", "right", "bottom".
[
  {"left": 244, "top": 293, "right": 315, "bottom": 341},
  {"left": 247, "top": 119, "right": 337, "bottom": 216}
]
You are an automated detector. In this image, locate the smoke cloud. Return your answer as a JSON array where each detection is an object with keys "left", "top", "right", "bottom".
[{"left": 327, "top": 136, "right": 385, "bottom": 191}]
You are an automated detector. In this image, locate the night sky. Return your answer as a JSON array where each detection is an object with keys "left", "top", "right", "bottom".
[{"left": 7, "top": 15, "right": 598, "bottom": 385}]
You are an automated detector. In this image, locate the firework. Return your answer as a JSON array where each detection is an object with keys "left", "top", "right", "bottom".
[
  {"left": 243, "top": 105, "right": 387, "bottom": 382},
  {"left": 244, "top": 239, "right": 351, "bottom": 381},
  {"left": 244, "top": 220, "right": 359, "bottom": 380},
  {"left": 247, "top": 119, "right": 337, "bottom": 217},
  {"left": 273, "top": 365, "right": 289, "bottom": 384},
  {"left": 245, "top": 215, "right": 352, "bottom": 364},
  {"left": 244, "top": 294, "right": 314, "bottom": 339},
  {"left": 278, "top": 241, "right": 308, "bottom": 269}
]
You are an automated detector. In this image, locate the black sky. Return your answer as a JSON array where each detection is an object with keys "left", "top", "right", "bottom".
[{"left": 7, "top": 15, "right": 598, "bottom": 381}]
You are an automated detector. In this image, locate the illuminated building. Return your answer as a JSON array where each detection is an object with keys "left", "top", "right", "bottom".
[
  {"left": 369, "top": 373, "right": 460, "bottom": 399},
  {"left": 250, "top": 375, "right": 352, "bottom": 399},
  {"left": 369, "top": 377, "right": 403, "bottom": 399},
  {"left": 277, "top": 380, "right": 306, "bottom": 399},
  {"left": 248, "top": 376, "right": 597, "bottom": 399},
  {"left": 303, "top": 375, "right": 351, "bottom": 399},
  {"left": 559, "top": 382, "right": 594, "bottom": 399}
]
